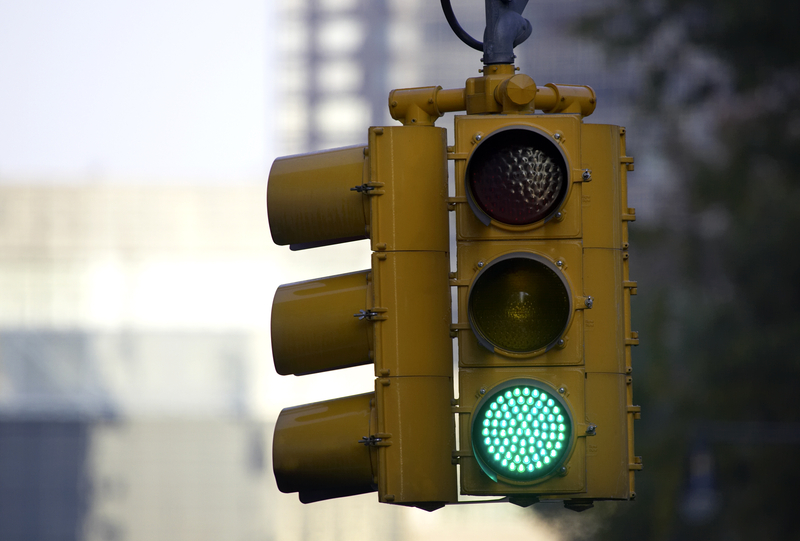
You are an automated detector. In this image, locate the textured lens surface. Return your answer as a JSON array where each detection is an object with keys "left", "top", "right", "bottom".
[
  {"left": 473, "top": 384, "right": 572, "bottom": 482},
  {"left": 470, "top": 257, "right": 570, "bottom": 353},
  {"left": 468, "top": 131, "right": 566, "bottom": 225}
]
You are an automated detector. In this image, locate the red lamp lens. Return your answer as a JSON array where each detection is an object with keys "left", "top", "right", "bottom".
[{"left": 468, "top": 129, "right": 567, "bottom": 226}]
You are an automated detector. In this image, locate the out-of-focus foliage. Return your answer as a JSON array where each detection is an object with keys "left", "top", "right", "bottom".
[{"left": 547, "top": 1, "right": 800, "bottom": 539}]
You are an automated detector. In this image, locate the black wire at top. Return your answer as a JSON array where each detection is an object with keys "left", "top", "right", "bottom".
[{"left": 441, "top": 0, "right": 483, "bottom": 51}]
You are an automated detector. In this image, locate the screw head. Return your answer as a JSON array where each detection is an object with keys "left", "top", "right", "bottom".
[
  {"left": 582, "top": 169, "right": 592, "bottom": 181},
  {"left": 558, "top": 386, "right": 566, "bottom": 394},
  {"left": 475, "top": 134, "right": 482, "bottom": 141},
  {"left": 553, "top": 133, "right": 562, "bottom": 140},
  {"left": 477, "top": 261, "right": 485, "bottom": 268},
  {"left": 556, "top": 260, "right": 564, "bottom": 267},
  {"left": 479, "top": 387, "right": 486, "bottom": 395}
]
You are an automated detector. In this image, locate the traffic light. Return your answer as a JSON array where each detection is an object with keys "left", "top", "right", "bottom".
[
  {"left": 268, "top": 126, "right": 458, "bottom": 510},
  {"left": 268, "top": 61, "right": 640, "bottom": 510},
  {"left": 450, "top": 68, "right": 641, "bottom": 509}
]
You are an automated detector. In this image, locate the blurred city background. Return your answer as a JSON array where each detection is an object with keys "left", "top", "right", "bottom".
[{"left": 1, "top": 0, "right": 796, "bottom": 540}]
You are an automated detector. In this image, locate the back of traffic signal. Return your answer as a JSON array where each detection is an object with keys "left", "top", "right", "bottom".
[{"left": 267, "top": 0, "right": 641, "bottom": 512}]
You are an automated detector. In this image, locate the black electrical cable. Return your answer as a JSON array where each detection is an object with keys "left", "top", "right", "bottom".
[{"left": 441, "top": 0, "right": 483, "bottom": 51}]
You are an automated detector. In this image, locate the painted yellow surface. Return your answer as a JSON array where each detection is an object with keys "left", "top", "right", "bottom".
[{"left": 269, "top": 64, "right": 639, "bottom": 511}]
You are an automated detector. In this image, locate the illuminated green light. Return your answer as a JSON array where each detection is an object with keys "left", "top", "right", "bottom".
[{"left": 472, "top": 381, "right": 573, "bottom": 483}]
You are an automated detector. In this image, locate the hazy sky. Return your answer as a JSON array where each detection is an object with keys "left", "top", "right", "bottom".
[{"left": 0, "top": 0, "right": 273, "bottom": 183}]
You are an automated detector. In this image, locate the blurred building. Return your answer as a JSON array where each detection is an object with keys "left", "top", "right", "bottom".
[
  {"left": 0, "top": 185, "right": 272, "bottom": 540},
  {"left": 0, "top": 184, "right": 398, "bottom": 540},
  {"left": 274, "top": 0, "right": 656, "bottom": 215},
  {"left": 275, "top": 0, "right": 638, "bottom": 147}
]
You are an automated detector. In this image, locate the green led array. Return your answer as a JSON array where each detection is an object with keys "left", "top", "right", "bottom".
[{"left": 473, "top": 385, "right": 571, "bottom": 482}]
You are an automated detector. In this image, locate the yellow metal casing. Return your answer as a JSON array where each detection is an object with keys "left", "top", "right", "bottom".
[
  {"left": 386, "top": 67, "right": 595, "bottom": 126},
  {"left": 270, "top": 69, "right": 639, "bottom": 510},
  {"left": 271, "top": 270, "right": 372, "bottom": 376},
  {"left": 269, "top": 124, "right": 457, "bottom": 510},
  {"left": 572, "top": 123, "right": 640, "bottom": 501},
  {"left": 367, "top": 126, "right": 449, "bottom": 253},
  {"left": 580, "top": 124, "right": 637, "bottom": 376},
  {"left": 273, "top": 393, "right": 377, "bottom": 503},
  {"left": 581, "top": 373, "right": 636, "bottom": 500},
  {"left": 366, "top": 127, "right": 457, "bottom": 507},
  {"left": 465, "top": 65, "right": 532, "bottom": 115},
  {"left": 453, "top": 113, "right": 639, "bottom": 506},
  {"left": 268, "top": 145, "right": 369, "bottom": 249},
  {"left": 369, "top": 250, "right": 455, "bottom": 506},
  {"left": 375, "top": 375, "right": 456, "bottom": 508},
  {"left": 372, "top": 251, "right": 452, "bottom": 378},
  {"left": 581, "top": 124, "right": 633, "bottom": 250}
]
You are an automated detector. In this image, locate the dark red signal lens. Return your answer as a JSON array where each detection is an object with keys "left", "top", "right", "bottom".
[{"left": 467, "top": 129, "right": 568, "bottom": 226}]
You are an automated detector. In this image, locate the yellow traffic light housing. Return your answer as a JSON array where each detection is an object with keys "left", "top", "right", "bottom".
[
  {"left": 444, "top": 81, "right": 639, "bottom": 508},
  {"left": 268, "top": 56, "right": 640, "bottom": 510},
  {"left": 268, "top": 145, "right": 369, "bottom": 250},
  {"left": 273, "top": 393, "right": 376, "bottom": 503},
  {"left": 268, "top": 126, "right": 457, "bottom": 510},
  {"left": 271, "top": 270, "right": 372, "bottom": 376}
]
